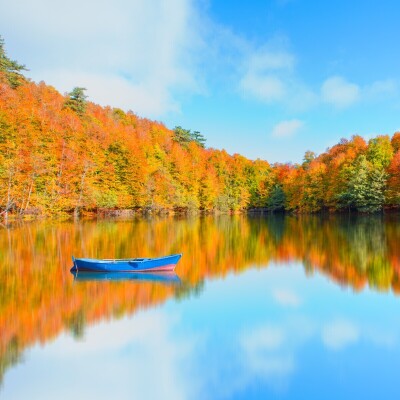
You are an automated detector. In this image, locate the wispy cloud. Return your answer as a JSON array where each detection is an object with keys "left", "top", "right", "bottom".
[
  {"left": 272, "top": 288, "right": 302, "bottom": 307},
  {"left": 364, "top": 79, "right": 398, "bottom": 100},
  {"left": 239, "top": 41, "right": 397, "bottom": 114},
  {"left": 1, "top": 0, "right": 398, "bottom": 123},
  {"left": 322, "top": 320, "right": 360, "bottom": 350},
  {"left": 247, "top": 49, "right": 295, "bottom": 71},
  {"left": 240, "top": 325, "right": 295, "bottom": 379},
  {"left": 239, "top": 46, "right": 294, "bottom": 103},
  {"left": 241, "top": 74, "right": 286, "bottom": 102},
  {"left": 20, "top": 310, "right": 200, "bottom": 400},
  {"left": 321, "top": 76, "right": 399, "bottom": 109},
  {"left": 0, "top": 0, "right": 202, "bottom": 118},
  {"left": 238, "top": 43, "right": 318, "bottom": 111},
  {"left": 321, "top": 76, "right": 360, "bottom": 108},
  {"left": 41, "top": 70, "right": 182, "bottom": 117},
  {"left": 271, "top": 119, "right": 304, "bottom": 138}
]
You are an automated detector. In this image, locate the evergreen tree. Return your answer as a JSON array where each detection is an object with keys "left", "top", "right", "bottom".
[
  {"left": 64, "top": 87, "right": 88, "bottom": 116},
  {"left": 367, "top": 167, "right": 387, "bottom": 211},
  {"left": 173, "top": 126, "right": 191, "bottom": 145},
  {"left": 191, "top": 131, "right": 206, "bottom": 148},
  {"left": 347, "top": 156, "right": 370, "bottom": 211},
  {"left": 338, "top": 155, "right": 387, "bottom": 212},
  {"left": 173, "top": 126, "right": 206, "bottom": 148},
  {"left": 0, "top": 36, "right": 27, "bottom": 88},
  {"left": 267, "top": 184, "right": 286, "bottom": 211}
]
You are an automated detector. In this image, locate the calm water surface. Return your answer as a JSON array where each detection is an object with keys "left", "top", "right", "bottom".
[{"left": 1, "top": 214, "right": 399, "bottom": 399}]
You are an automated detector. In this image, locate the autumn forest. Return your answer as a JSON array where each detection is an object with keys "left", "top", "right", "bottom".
[{"left": 1, "top": 38, "right": 399, "bottom": 219}]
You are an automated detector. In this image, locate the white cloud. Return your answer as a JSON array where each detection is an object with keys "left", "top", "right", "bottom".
[
  {"left": 248, "top": 50, "right": 295, "bottom": 71},
  {"left": 41, "top": 70, "right": 180, "bottom": 117},
  {"left": 1, "top": 0, "right": 396, "bottom": 122},
  {"left": 8, "top": 310, "right": 201, "bottom": 400},
  {"left": 322, "top": 320, "right": 359, "bottom": 350},
  {"left": 238, "top": 45, "right": 318, "bottom": 110},
  {"left": 241, "top": 74, "right": 286, "bottom": 102},
  {"left": 365, "top": 79, "right": 398, "bottom": 100},
  {"left": 240, "top": 326, "right": 295, "bottom": 378},
  {"left": 0, "top": 0, "right": 201, "bottom": 118},
  {"left": 241, "top": 326, "right": 285, "bottom": 352},
  {"left": 321, "top": 76, "right": 360, "bottom": 108},
  {"left": 272, "top": 289, "right": 302, "bottom": 307},
  {"left": 321, "top": 77, "right": 397, "bottom": 109},
  {"left": 240, "top": 52, "right": 394, "bottom": 112},
  {"left": 239, "top": 47, "right": 292, "bottom": 102},
  {"left": 285, "top": 83, "right": 319, "bottom": 111},
  {"left": 271, "top": 119, "right": 304, "bottom": 138},
  {"left": 365, "top": 329, "right": 397, "bottom": 349}
]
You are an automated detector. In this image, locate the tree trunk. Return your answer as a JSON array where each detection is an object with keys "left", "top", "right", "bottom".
[
  {"left": 4, "top": 167, "right": 13, "bottom": 223},
  {"left": 74, "top": 163, "right": 88, "bottom": 219}
]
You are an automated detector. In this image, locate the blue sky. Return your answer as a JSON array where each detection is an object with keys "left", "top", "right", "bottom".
[{"left": 0, "top": 0, "right": 399, "bottom": 162}]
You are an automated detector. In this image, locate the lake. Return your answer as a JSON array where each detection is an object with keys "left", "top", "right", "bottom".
[{"left": 1, "top": 214, "right": 399, "bottom": 399}]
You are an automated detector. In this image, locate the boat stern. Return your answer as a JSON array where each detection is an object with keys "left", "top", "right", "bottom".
[{"left": 70, "top": 256, "right": 77, "bottom": 272}]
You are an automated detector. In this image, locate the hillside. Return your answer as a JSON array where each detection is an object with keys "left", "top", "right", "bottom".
[{"left": 0, "top": 39, "right": 399, "bottom": 218}]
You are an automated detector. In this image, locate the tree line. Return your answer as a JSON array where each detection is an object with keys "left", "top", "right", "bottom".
[{"left": 0, "top": 37, "right": 399, "bottom": 218}]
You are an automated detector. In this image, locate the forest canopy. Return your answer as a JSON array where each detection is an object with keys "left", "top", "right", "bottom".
[{"left": 0, "top": 37, "right": 399, "bottom": 218}]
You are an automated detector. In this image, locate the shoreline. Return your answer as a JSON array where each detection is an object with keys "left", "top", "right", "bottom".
[{"left": 2, "top": 206, "right": 400, "bottom": 224}]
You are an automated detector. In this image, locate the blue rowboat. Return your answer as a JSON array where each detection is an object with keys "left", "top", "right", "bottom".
[
  {"left": 71, "top": 271, "right": 181, "bottom": 284},
  {"left": 70, "top": 254, "right": 182, "bottom": 273}
]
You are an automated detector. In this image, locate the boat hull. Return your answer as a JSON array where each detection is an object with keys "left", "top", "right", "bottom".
[{"left": 70, "top": 254, "right": 182, "bottom": 273}]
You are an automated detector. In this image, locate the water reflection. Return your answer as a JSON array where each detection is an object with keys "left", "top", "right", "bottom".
[
  {"left": 71, "top": 271, "right": 182, "bottom": 284},
  {"left": 0, "top": 214, "right": 399, "bottom": 395}
]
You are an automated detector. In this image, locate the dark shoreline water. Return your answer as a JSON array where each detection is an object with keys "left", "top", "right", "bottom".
[
  {"left": 1, "top": 214, "right": 399, "bottom": 399},
  {"left": 3, "top": 206, "right": 400, "bottom": 224}
]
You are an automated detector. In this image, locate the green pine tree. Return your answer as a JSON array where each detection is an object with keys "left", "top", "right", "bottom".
[
  {"left": 338, "top": 155, "right": 387, "bottom": 212},
  {"left": 267, "top": 184, "right": 286, "bottom": 211},
  {"left": 173, "top": 126, "right": 191, "bottom": 145},
  {"left": 0, "top": 36, "right": 27, "bottom": 88},
  {"left": 173, "top": 126, "right": 206, "bottom": 148},
  {"left": 64, "top": 87, "right": 88, "bottom": 116},
  {"left": 191, "top": 131, "right": 206, "bottom": 148}
]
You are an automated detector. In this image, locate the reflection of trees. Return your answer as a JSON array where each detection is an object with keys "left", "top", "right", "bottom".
[
  {"left": 175, "top": 280, "right": 205, "bottom": 301},
  {"left": 0, "top": 215, "right": 399, "bottom": 382},
  {"left": 337, "top": 216, "right": 386, "bottom": 273},
  {"left": 0, "top": 337, "right": 21, "bottom": 386},
  {"left": 65, "top": 309, "right": 86, "bottom": 340}
]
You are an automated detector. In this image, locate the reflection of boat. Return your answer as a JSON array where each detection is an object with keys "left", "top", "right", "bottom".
[
  {"left": 71, "top": 270, "right": 181, "bottom": 284},
  {"left": 71, "top": 254, "right": 182, "bottom": 273}
]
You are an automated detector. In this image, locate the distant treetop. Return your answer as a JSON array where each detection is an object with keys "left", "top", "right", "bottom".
[
  {"left": 0, "top": 36, "right": 28, "bottom": 88},
  {"left": 64, "top": 87, "right": 88, "bottom": 116},
  {"left": 173, "top": 126, "right": 206, "bottom": 148}
]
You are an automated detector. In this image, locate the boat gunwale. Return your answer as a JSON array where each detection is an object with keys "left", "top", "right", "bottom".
[{"left": 73, "top": 254, "right": 182, "bottom": 264}]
